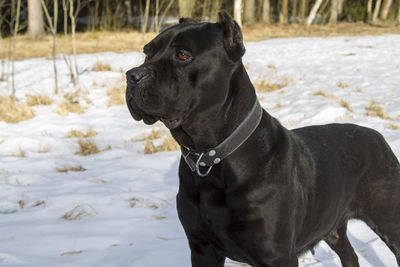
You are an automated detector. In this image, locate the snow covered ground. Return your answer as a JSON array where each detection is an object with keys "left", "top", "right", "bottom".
[{"left": 0, "top": 34, "right": 400, "bottom": 267}]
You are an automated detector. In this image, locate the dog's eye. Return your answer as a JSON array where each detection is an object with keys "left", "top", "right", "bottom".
[{"left": 176, "top": 51, "right": 191, "bottom": 61}]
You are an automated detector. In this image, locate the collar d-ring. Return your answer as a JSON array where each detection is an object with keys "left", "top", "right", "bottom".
[{"left": 195, "top": 152, "right": 213, "bottom": 177}]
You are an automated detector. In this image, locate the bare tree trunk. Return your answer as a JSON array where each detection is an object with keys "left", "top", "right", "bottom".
[
  {"left": 124, "top": 0, "right": 133, "bottom": 27},
  {"left": 373, "top": 0, "right": 383, "bottom": 22},
  {"left": 69, "top": 0, "right": 79, "bottom": 85},
  {"left": 202, "top": 0, "right": 210, "bottom": 20},
  {"left": 398, "top": 0, "right": 400, "bottom": 23},
  {"left": 367, "top": 0, "right": 373, "bottom": 20},
  {"left": 234, "top": 0, "right": 243, "bottom": 27},
  {"left": 291, "top": 0, "right": 298, "bottom": 23},
  {"left": 380, "top": 0, "right": 393, "bottom": 20},
  {"left": 62, "top": 0, "right": 75, "bottom": 86},
  {"left": 178, "top": 0, "right": 194, "bottom": 18},
  {"left": 306, "top": 0, "right": 324, "bottom": 26},
  {"left": 280, "top": 0, "right": 289, "bottom": 24},
  {"left": 329, "top": 0, "right": 338, "bottom": 24},
  {"left": 300, "top": 0, "right": 308, "bottom": 23},
  {"left": 159, "top": 0, "right": 175, "bottom": 27},
  {"left": 262, "top": 0, "right": 270, "bottom": 23},
  {"left": 154, "top": 0, "right": 160, "bottom": 32},
  {"left": 0, "top": 0, "right": 6, "bottom": 81},
  {"left": 210, "top": 0, "right": 222, "bottom": 21},
  {"left": 28, "top": 0, "right": 45, "bottom": 39},
  {"left": 11, "top": 0, "right": 21, "bottom": 98},
  {"left": 244, "top": 0, "right": 256, "bottom": 24},
  {"left": 41, "top": 0, "right": 59, "bottom": 94},
  {"left": 338, "top": 0, "right": 344, "bottom": 14},
  {"left": 141, "top": 0, "right": 150, "bottom": 33}
]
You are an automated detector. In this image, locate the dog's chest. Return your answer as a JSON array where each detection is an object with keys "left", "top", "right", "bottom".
[{"left": 179, "top": 177, "right": 255, "bottom": 262}]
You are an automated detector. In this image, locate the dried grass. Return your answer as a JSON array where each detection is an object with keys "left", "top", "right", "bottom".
[
  {"left": 18, "top": 195, "right": 25, "bottom": 209},
  {"left": 339, "top": 99, "right": 352, "bottom": 112},
  {"left": 75, "top": 139, "right": 100, "bottom": 156},
  {"left": 107, "top": 84, "right": 125, "bottom": 107},
  {"left": 93, "top": 61, "right": 112, "bottom": 71},
  {"left": 365, "top": 100, "right": 392, "bottom": 120},
  {"left": 338, "top": 81, "right": 350, "bottom": 89},
  {"left": 66, "top": 128, "right": 98, "bottom": 138},
  {"left": 143, "top": 135, "right": 179, "bottom": 154},
  {"left": 0, "top": 95, "right": 35, "bottom": 123},
  {"left": 386, "top": 123, "right": 399, "bottom": 130},
  {"left": 61, "top": 250, "right": 83, "bottom": 256},
  {"left": 61, "top": 204, "right": 97, "bottom": 220},
  {"left": 313, "top": 91, "right": 336, "bottom": 99},
  {"left": 56, "top": 165, "right": 87, "bottom": 173},
  {"left": 129, "top": 197, "right": 158, "bottom": 209},
  {"left": 242, "top": 22, "right": 400, "bottom": 42},
  {"left": 37, "top": 143, "right": 50, "bottom": 153},
  {"left": 254, "top": 80, "right": 288, "bottom": 93},
  {"left": 11, "top": 146, "right": 26, "bottom": 157},
  {"left": 137, "top": 128, "right": 180, "bottom": 154},
  {"left": 4, "top": 24, "right": 400, "bottom": 60},
  {"left": 135, "top": 128, "right": 164, "bottom": 142},
  {"left": 1, "top": 31, "right": 157, "bottom": 60},
  {"left": 25, "top": 94, "right": 54, "bottom": 106},
  {"left": 57, "top": 91, "right": 87, "bottom": 116}
]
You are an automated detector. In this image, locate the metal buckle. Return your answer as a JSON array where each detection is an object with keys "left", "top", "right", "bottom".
[{"left": 195, "top": 152, "right": 213, "bottom": 177}]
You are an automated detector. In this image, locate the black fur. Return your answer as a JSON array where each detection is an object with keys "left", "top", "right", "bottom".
[{"left": 126, "top": 11, "right": 400, "bottom": 267}]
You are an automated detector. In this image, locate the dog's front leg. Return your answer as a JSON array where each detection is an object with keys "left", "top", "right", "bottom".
[{"left": 189, "top": 240, "right": 225, "bottom": 267}]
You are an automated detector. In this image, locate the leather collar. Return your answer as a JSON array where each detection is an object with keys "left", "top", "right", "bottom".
[{"left": 181, "top": 100, "right": 263, "bottom": 176}]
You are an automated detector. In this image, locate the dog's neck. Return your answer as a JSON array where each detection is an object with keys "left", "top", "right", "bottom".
[{"left": 171, "top": 63, "right": 258, "bottom": 150}]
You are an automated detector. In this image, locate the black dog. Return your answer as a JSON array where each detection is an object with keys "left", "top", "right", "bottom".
[{"left": 126, "top": 11, "right": 400, "bottom": 267}]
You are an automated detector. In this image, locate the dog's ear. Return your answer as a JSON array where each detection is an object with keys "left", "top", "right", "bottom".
[
  {"left": 179, "top": 17, "right": 199, "bottom": 24},
  {"left": 217, "top": 11, "right": 245, "bottom": 62}
]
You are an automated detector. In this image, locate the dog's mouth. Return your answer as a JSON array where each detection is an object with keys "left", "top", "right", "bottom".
[
  {"left": 126, "top": 93, "right": 184, "bottom": 130},
  {"left": 160, "top": 118, "right": 183, "bottom": 130}
]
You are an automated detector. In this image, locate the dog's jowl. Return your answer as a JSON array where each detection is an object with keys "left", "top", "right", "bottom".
[{"left": 126, "top": 11, "right": 400, "bottom": 267}]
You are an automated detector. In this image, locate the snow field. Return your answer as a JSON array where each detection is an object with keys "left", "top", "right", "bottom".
[{"left": 0, "top": 34, "right": 400, "bottom": 266}]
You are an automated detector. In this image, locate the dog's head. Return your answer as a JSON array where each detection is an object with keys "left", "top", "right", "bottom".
[{"left": 125, "top": 11, "right": 245, "bottom": 130}]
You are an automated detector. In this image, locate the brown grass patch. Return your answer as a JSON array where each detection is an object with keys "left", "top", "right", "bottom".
[
  {"left": 93, "top": 61, "right": 112, "bottom": 71},
  {"left": 107, "top": 84, "right": 125, "bottom": 107},
  {"left": 56, "top": 165, "right": 87, "bottom": 173},
  {"left": 135, "top": 128, "right": 164, "bottom": 142},
  {"left": 339, "top": 99, "right": 352, "bottom": 112},
  {"left": 273, "top": 102, "right": 284, "bottom": 109},
  {"left": 57, "top": 91, "right": 86, "bottom": 116},
  {"left": 75, "top": 139, "right": 100, "bottom": 156},
  {"left": 313, "top": 91, "right": 336, "bottom": 99},
  {"left": 61, "top": 204, "right": 97, "bottom": 220},
  {"left": 254, "top": 80, "right": 288, "bottom": 93},
  {"left": 25, "top": 94, "right": 54, "bottom": 106},
  {"left": 143, "top": 135, "right": 180, "bottom": 154},
  {"left": 66, "top": 128, "right": 98, "bottom": 138},
  {"left": 338, "top": 81, "right": 350, "bottom": 89},
  {"left": 242, "top": 22, "right": 400, "bottom": 42},
  {"left": 386, "top": 123, "right": 399, "bottom": 130},
  {"left": 3, "top": 24, "right": 400, "bottom": 60},
  {"left": 2, "top": 31, "right": 157, "bottom": 60},
  {"left": 129, "top": 197, "right": 158, "bottom": 209},
  {"left": 365, "top": 100, "right": 392, "bottom": 120},
  {"left": 10, "top": 146, "right": 26, "bottom": 157},
  {"left": 18, "top": 195, "right": 25, "bottom": 209},
  {"left": 0, "top": 95, "right": 35, "bottom": 123},
  {"left": 141, "top": 130, "right": 180, "bottom": 154},
  {"left": 37, "top": 143, "right": 50, "bottom": 153},
  {"left": 61, "top": 250, "right": 83, "bottom": 256}
]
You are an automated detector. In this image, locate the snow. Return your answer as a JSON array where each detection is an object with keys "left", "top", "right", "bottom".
[{"left": 1, "top": 34, "right": 400, "bottom": 266}]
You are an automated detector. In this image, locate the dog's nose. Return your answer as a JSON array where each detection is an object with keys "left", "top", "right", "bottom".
[{"left": 126, "top": 68, "right": 148, "bottom": 83}]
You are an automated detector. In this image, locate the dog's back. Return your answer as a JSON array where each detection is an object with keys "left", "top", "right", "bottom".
[{"left": 293, "top": 123, "right": 400, "bottom": 265}]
